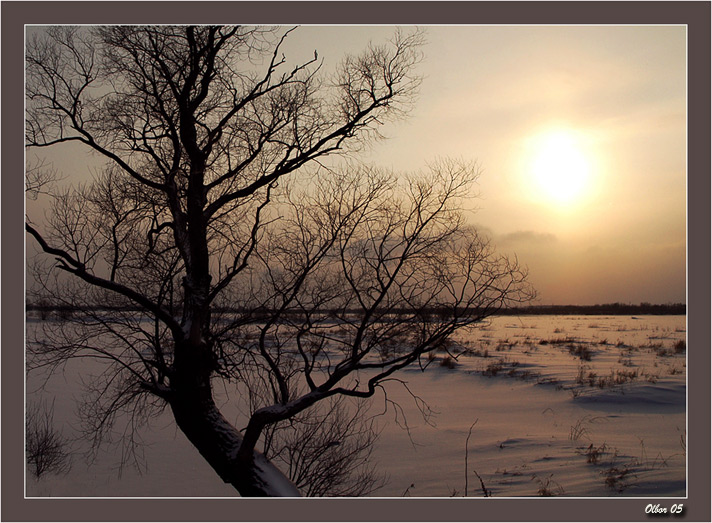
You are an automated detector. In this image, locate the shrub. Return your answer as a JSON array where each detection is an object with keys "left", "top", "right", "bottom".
[
  {"left": 482, "top": 358, "right": 506, "bottom": 376},
  {"left": 584, "top": 443, "right": 607, "bottom": 464},
  {"left": 656, "top": 347, "right": 672, "bottom": 357},
  {"left": 644, "top": 373, "right": 659, "bottom": 383},
  {"left": 614, "top": 368, "right": 638, "bottom": 384},
  {"left": 26, "top": 400, "right": 71, "bottom": 479},
  {"left": 575, "top": 366, "right": 586, "bottom": 385},
  {"left": 603, "top": 465, "right": 634, "bottom": 492},
  {"left": 440, "top": 355, "right": 456, "bottom": 369},
  {"left": 618, "top": 355, "right": 634, "bottom": 367},
  {"left": 568, "top": 344, "right": 593, "bottom": 361}
]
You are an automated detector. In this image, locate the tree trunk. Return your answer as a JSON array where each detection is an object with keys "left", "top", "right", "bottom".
[{"left": 169, "top": 344, "right": 301, "bottom": 497}]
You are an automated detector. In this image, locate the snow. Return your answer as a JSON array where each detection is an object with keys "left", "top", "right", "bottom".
[
  {"left": 367, "top": 315, "right": 686, "bottom": 497},
  {"left": 25, "top": 314, "right": 686, "bottom": 497},
  {"left": 251, "top": 453, "right": 302, "bottom": 497}
]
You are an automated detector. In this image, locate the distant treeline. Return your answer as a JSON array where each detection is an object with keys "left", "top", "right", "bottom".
[
  {"left": 498, "top": 303, "right": 686, "bottom": 316},
  {"left": 27, "top": 302, "right": 686, "bottom": 317}
]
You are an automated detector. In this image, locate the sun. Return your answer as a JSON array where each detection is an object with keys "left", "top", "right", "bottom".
[{"left": 525, "top": 130, "right": 593, "bottom": 207}]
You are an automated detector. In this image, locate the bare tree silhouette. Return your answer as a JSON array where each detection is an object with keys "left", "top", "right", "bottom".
[
  {"left": 26, "top": 400, "right": 71, "bottom": 479},
  {"left": 26, "top": 25, "right": 534, "bottom": 496}
]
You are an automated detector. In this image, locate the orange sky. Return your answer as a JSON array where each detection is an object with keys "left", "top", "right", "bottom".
[
  {"left": 27, "top": 25, "right": 687, "bottom": 305},
  {"left": 294, "top": 25, "right": 687, "bottom": 305}
]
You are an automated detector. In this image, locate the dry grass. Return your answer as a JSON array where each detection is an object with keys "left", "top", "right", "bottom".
[
  {"left": 495, "top": 339, "right": 515, "bottom": 351},
  {"left": 583, "top": 443, "right": 608, "bottom": 464},
  {"left": 603, "top": 464, "right": 634, "bottom": 492},
  {"left": 482, "top": 359, "right": 506, "bottom": 376},
  {"left": 568, "top": 344, "right": 593, "bottom": 361},
  {"left": 541, "top": 336, "right": 578, "bottom": 346},
  {"left": 569, "top": 417, "right": 590, "bottom": 441},
  {"left": 594, "top": 369, "right": 639, "bottom": 389},
  {"left": 532, "top": 473, "right": 565, "bottom": 496}
]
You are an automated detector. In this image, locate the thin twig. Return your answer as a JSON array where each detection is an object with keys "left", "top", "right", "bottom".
[{"left": 464, "top": 418, "right": 478, "bottom": 496}]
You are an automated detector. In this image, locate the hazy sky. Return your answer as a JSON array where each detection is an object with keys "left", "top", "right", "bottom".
[
  {"left": 28, "top": 25, "right": 687, "bottom": 306},
  {"left": 287, "top": 25, "right": 687, "bottom": 305}
]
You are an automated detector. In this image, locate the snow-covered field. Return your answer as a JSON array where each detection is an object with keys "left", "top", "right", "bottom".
[{"left": 26, "top": 315, "right": 686, "bottom": 498}]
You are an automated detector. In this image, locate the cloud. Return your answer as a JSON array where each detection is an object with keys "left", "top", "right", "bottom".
[{"left": 497, "top": 230, "right": 557, "bottom": 247}]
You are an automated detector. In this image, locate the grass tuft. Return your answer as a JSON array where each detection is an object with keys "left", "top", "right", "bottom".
[{"left": 673, "top": 339, "right": 686, "bottom": 353}]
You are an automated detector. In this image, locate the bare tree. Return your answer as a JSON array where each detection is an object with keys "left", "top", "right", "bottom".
[
  {"left": 261, "top": 395, "right": 386, "bottom": 496},
  {"left": 26, "top": 25, "right": 534, "bottom": 496},
  {"left": 26, "top": 400, "right": 72, "bottom": 479},
  {"left": 25, "top": 157, "right": 60, "bottom": 202}
]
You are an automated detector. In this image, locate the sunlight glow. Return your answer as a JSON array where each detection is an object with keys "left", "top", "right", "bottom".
[{"left": 525, "top": 129, "right": 594, "bottom": 207}]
